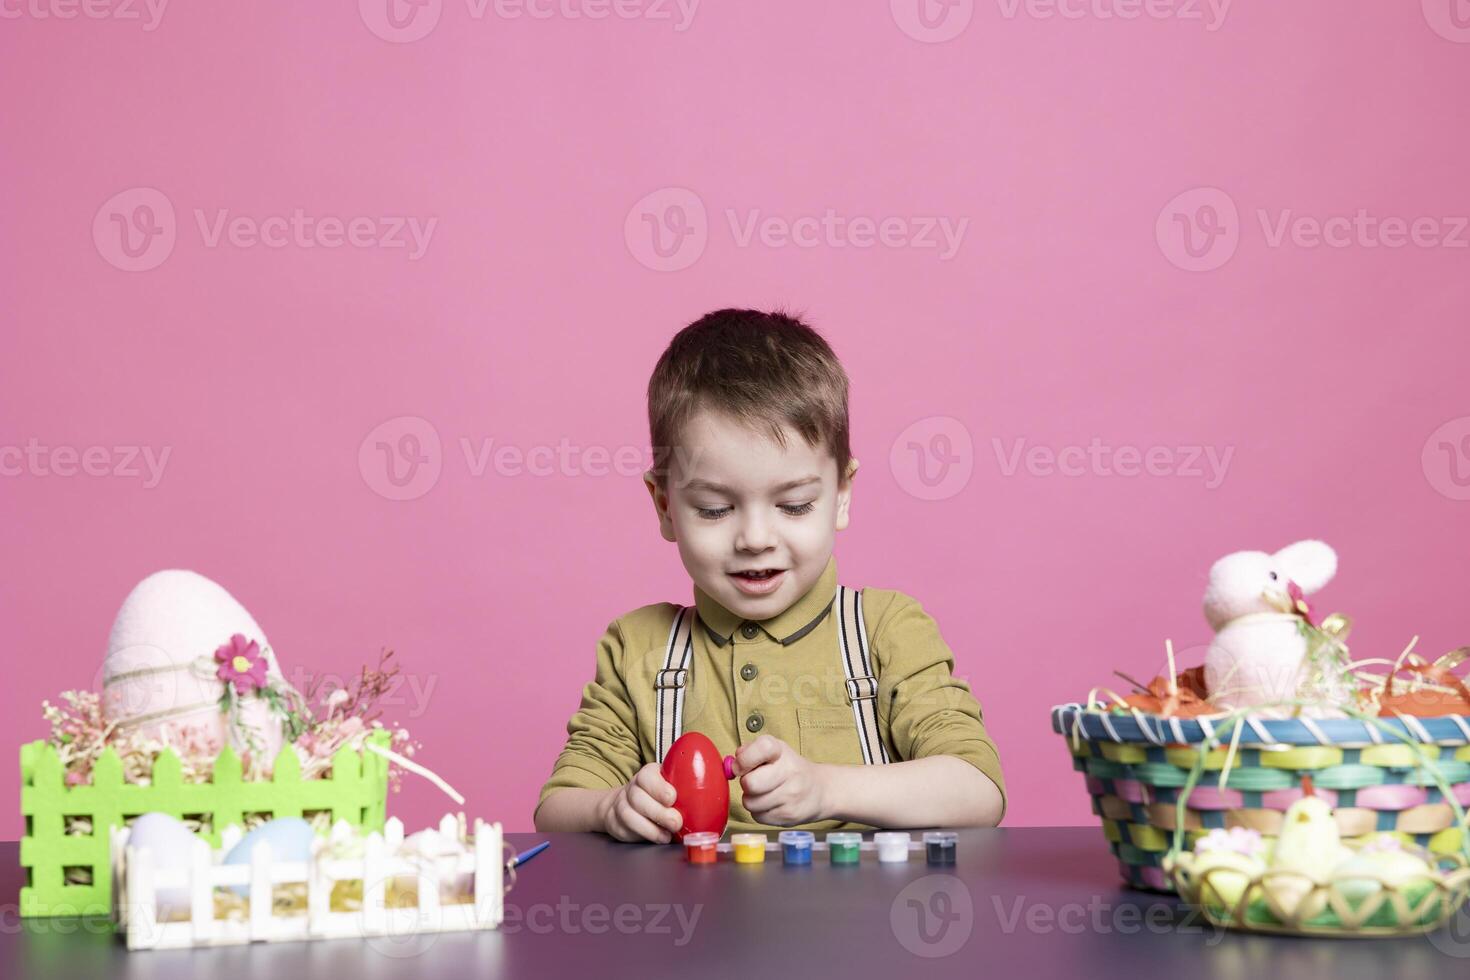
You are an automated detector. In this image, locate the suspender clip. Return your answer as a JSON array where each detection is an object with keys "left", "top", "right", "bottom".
[
  {"left": 844, "top": 675, "right": 879, "bottom": 702},
  {"left": 655, "top": 668, "right": 689, "bottom": 690}
]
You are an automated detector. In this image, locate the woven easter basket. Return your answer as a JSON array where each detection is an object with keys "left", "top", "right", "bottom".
[{"left": 1051, "top": 704, "right": 1470, "bottom": 932}]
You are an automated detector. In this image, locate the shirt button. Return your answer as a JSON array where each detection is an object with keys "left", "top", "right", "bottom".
[
  {"left": 745, "top": 711, "right": 765, "bottom": 733},
  {"left": 740, "top": 663, "right": 758, "bottom": 681},
  {"left": 740, "top": 623, "right": 760, "bottom": 640}
]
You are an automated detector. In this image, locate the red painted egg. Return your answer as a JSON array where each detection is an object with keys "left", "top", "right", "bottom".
[{"left": 660, "top": 732, "right": 731, "bottom": 841}]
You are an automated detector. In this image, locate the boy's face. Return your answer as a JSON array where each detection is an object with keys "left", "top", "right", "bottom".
[{"left": 645, "top": 409, "right": 855, "bottom": 621}]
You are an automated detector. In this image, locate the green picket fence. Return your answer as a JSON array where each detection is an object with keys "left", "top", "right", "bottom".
[{"left": 19, "top": 731, "right": 390, "bottom": 917}]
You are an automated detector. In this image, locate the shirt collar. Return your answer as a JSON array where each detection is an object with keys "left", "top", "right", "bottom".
[{"left": 693, "top": 556, "right": 839, "bottom": 647}]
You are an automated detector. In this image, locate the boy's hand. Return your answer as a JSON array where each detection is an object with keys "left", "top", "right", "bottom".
[
  {"left": 732, "top": 735, "right": 830, "bottom": 826},
  {"left": 598, "top": 763, "right": 684, "bottom": 843}
]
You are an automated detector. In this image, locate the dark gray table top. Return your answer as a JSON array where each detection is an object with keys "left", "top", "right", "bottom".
[{"left": 6, "top": 829, "right": 1470, "bottom": 979}]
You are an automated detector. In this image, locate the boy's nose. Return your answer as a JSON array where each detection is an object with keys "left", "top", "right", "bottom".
[{"left": 734, "top": 513, "right": 776, "bottom": 552}]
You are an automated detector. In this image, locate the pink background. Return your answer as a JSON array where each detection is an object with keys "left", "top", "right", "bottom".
[{"left": 4, "top": 2, "right": 1469, "bottom": 838}]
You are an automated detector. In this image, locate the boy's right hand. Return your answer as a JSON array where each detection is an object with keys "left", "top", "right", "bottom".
[{"left": 599, "top": 763, "right": 683, "bottom": 843}]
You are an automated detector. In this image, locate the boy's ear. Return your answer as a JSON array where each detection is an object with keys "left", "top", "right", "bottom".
[
  {"left": 643, "top": 471, "right": 678, "bottom": 543},
  {"left": 835, "top": 458, "right": 858, "bottom": 531}
]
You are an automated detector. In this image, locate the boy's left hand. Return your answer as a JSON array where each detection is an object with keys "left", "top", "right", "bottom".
[{"left": 731, "top": 735, "right": 830, "bottom": 826}]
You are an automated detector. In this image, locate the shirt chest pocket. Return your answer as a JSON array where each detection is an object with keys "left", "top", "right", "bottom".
[{"left": 796, "top": 706, "right": 865, "bottom": 766}]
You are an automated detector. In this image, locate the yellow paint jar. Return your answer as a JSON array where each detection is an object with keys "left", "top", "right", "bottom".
[{"left": 732, "top": 833, "right": 768, "bottom": 864}]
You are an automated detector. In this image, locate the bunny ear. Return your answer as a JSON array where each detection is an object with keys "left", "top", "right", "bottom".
[{"left": 1273, "top": 540, "right": 1337, "bottom": 594}]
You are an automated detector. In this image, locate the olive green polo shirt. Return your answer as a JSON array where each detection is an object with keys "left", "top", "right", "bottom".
[{"left": 536, "top": 556, "right": 1006, "bottom": 833}]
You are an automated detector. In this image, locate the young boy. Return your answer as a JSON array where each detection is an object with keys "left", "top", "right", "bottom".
[{"left": 534, "top": 309, "right": 1005, "bottom": 841}]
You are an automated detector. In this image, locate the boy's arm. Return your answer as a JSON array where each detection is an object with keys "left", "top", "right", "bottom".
[
  {"left": 819, "top": 755, "right": 1004, "bottom": 827},
  {"left": 865, "top": 591, "right": 1007, "bottom": 826},
  {"left": 532, "top": 619, "right": 646, "bottom": 832}
]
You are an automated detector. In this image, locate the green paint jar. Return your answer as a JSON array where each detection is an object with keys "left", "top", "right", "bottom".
[{"left": 827, "top": 832, "right": 862, "bottom": 865}]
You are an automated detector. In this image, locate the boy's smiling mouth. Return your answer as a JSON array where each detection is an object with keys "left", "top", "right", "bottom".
[{"left": 728, "top": 568, "right": 788, "bottom": 595}]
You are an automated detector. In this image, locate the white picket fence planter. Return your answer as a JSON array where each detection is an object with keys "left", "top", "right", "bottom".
[{"left": 110, "top": 816, "right": 504, "bottom": 951}]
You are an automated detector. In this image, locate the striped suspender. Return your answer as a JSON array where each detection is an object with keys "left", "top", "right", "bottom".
[
  {"left": 654, "top": 606, "right": 696, "bottom": 765},
  {"left": 836, "top": 585, "right": 890, "bottom": 765},
  {"left": 654, "top": 586, "right": 889, "bottom": 766}
]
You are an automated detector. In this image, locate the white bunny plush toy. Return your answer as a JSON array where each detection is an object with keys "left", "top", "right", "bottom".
[{"left": 1202, "top": 540, "right": 1357, "bottom": 718}]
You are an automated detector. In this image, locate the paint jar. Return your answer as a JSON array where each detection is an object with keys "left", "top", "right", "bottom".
[
  {"left": 778, "top": 830, "right": 814, "bottom": 865},
  {"left": 732, "top": 833, "right": 768, "bottom": 864},
  {"left": 923, "top": 831, "right": 957, "bottom": 866},
  {"left": 874, "top": 832, "right": 912, "bottom": 863},
  {"left": 683, "top": 832, "right": 720, "bottom": 865},
  {"left": 827, "top": 832, "right": 862, "bottom": 865}
]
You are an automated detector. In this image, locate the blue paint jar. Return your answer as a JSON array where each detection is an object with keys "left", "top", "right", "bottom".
[{"left": 778, "top": 830, "right": 814, "bottom": 865}]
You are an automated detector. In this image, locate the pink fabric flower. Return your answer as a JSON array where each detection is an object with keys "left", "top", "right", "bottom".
[{"left": 214, "top": 633, "right": 268, "bottom": 695}]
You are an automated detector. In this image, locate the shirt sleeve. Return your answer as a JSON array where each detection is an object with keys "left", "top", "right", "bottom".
[
  {"left": 535, "top": 618, "right": 645, "bottom": 813},
  {"left": 873, "top": 593, "right": 1007, "bottom": 822}
]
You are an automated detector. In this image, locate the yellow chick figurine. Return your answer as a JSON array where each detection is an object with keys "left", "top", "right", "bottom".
[{"left": 1264, "top": 777, "right": 1352, "bottom": 921}]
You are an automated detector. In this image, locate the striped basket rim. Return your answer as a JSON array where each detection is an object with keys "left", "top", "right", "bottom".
[{"left": 1050, "top": 703, "right": 1470, "bottom": 747}]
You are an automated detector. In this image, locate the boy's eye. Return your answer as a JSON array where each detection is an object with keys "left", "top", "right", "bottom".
[
  {"left": 695, "top": 506, "right": 731, "bottom": 520},
  {"left": 779, "top": 501, "right": 816, "bottom": 516}
]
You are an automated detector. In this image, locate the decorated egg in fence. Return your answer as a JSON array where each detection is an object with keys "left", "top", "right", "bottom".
[
  {"left": 660, "top": 732, "right": 732, "bottom": 842},
  {"left": 223, "top": 817, "right": 316, "bottom": 895},
  {"left": 103, "top": 570, "right": 288, "bottom": 761},
  {"left": 126, "top": 812, "right": 198, "bottom": 916}
]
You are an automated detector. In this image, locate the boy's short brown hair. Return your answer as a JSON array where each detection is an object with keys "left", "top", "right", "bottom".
[{"left": 647, "top": 308, "right": 852, "bottom": 488}]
